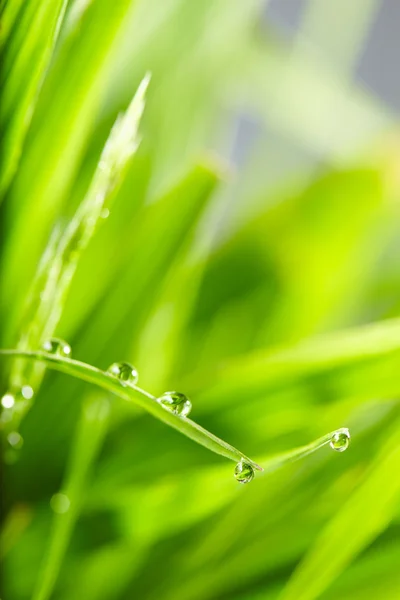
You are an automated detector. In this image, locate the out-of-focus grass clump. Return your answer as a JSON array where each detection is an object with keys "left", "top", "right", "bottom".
[{"left": 1, "top": 1, "right": 400, "bottom": 600}]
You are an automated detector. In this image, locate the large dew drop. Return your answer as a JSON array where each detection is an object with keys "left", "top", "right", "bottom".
[
  {"left": 330, "top": 428, "right": 350, "bottom": 453},
  {"left": 234, "top": 460, "right": 254, "bottom": 484},
  {"left": 50, "top": 493, "right": 71, "bottom": 514},
  {"left": 7, "top": 431, "right": 24, "bottom": 449},
  {"left": 107, "top": 362, "right": 138, "bottom": 385},
  {"left": 43, "top": 338, "right": 71, "bottom": 358},
  {"left": 1, "top": 393, "right": 15, "bottom": 409},
  {"left": 158, "top": 391, "right": 192, "bottom": 417}
]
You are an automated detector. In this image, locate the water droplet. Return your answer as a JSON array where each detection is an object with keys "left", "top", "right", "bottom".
[
  {"left": 330, "top": 428, "right": 350, "bottom": 453},
  {"left": 100, "top": 208, "right": 110, "bottom": 219},
  {"left": 107, "top": 362, "right": 138, "bottom": 385},
  {"left": 234, "top": 460, "right": 254, "bottom": 484},
  {"left": 43, "top": 338, "right": 71, "bottom": 357},
  {"left": 21, "top": 385, "right": 34, "bottom": 400},
  {"left": 7, "top": 431, "right": 23, "bottom": 449},
  {"left": 50, "top": 493, "right": 70, "bottom": 514},
  {"left": 1, "top": 393, "right": 15, "bottom": 409},
  {"left": 158, "top": 391, "right": 192, "bottom": 417}
]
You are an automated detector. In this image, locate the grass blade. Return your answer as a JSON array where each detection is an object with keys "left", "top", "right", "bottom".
[
  {"left": 0, "top": 349, "right": 262, "bottom": 471},
  {"left": 32, "top": 395, "right": 110, "bottom": 600},
  {"left": 280, "top": 419, "right": 400, "bottom": 600}
]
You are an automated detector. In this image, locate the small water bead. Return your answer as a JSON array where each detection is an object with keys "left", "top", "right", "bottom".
[
  {"left": 50, "top": 493, "right": 71, "bottom": 514},
  {"left": 107, "top": 362, "right": 138, "bottom": 385},
  {"left": 330, "top": 428, "right": 351, "bottom": 453},
  {"left": 1, "top": 393, "right": 15, "bottom": 409},
  {"left": 158, "top": 391, "right": 192, "bottom": 417},
  {"left": 7, "top": 431, "right": 24, "bottom": 449},
  {"left": 21, "top": 385, "right": 34, "bottom": 400},
  {"left": 43, "top": 338, "right": 71, "bottom": 358},
  {"left": 234, "top": 460, "right": 254, "bottom": 484}
]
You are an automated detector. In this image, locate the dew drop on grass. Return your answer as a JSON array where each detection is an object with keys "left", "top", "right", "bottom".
[
  {"left": 234, "top": 460, "right": 254, "bottom": 484},
  {"left": 107, "top": 362, "right": 139, "bottom": 385},
  {"left": 43, "top": 338, "right": 71, "bottom": 358},
  {"left": 21, "top": 385, "right": 34, "bottom": 400},
  {"left": 7, "top": 431, "right": 24, "bottom": 449},
  {"left": 330, "top": 428, "right": 350, "bottom": 452},
  {"left": 50, "top": 493, "right": 71, "bottom": 514},
  {"left": 158, "top": 391, "right": 192, "bottom": 417},
  {"left": 1, "top": 393, "right": 15, "bottom": 409}
]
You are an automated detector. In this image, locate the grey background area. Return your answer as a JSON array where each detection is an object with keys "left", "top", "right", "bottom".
[{"left": 267, "top": 0, "right": 400, "bottom": 113}]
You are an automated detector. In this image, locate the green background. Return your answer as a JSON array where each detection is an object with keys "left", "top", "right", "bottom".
[{"left": 2, "top": 1, "right": 400, "bottom": 599}]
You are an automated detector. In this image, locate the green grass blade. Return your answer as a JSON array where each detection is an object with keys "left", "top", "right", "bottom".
[
  {"left": 280, "top": 419, "right": 400, "bottom": 600},
  {"left": 0, "top": 349, "right": 261, "bottom": 471},
  {"left": 4, "top": 75, "right": 149, "bottom": 420},
  {"left": 32, "top": 395, "right": 110, "bottom": 600},
  {"left": 0, "top": 0, "right": 69, "bottom": 196},
  {"left": 193, "top": 317, "right": 400, "bottom": 414}
]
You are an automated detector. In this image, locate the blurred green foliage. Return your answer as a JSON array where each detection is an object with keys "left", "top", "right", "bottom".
[{"left": 2, "top": 1, "right": 400, "bottom": 599}]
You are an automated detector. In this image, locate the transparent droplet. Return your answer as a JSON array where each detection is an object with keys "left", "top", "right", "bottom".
[
  {"left": 330, "top": 428, "right": 351, "bottom": 453},
  {"left": 21, "top": 385, "right": 34, "bottom": 400},
  {"left": 107, "top": 362, "right": 138, "bottom": 385},
  {"left": 234, "top": 460, "right": 254, "bottom": 484},
  {"left": 100, "top": 208, "right": 110, "bottom": 219},
  {"left": 158, "top": 391, "right": 192, "bottom": 417},
  {"left": 50, "top": 493, "right": 70, "bottom": 514},
  {"left": 7, "top": 431, "right": 24, "bottom": 449},
  {"left": 43, "top": 338, "right": 71, "bottom": 357},
  {"left": 1, "top": 393, "right": 15, "bottom": 409}
]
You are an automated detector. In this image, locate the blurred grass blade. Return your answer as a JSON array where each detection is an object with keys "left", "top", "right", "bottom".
[
  {"left": 0, "top": 0, "right": 69, "bottom": 196},
  {"left": 258, "top": 428, "right": 350, "bottom": 475},
  {"left": 280, "top": 419, "right": 400, "bottom": 600},
  {"left": 32, "top": 395, "right": 110, "bottom": 600},
  {"left": 0, "top": 349, "right": 262, "bottom": 470},
  {"left": 194, "top": 317, "right": 400, "bottom": 414},
  {"left": 74, "top": 159, "right": 222, "bottom": 363},
  {"left": 4, "top": 75, "right": 149, "bottom": 425},
  {"left": 1, "top": 0, "right": 138, "bottom": 329}
]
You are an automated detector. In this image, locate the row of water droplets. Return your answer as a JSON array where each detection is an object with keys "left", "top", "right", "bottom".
[{"left": 1, "top": 338, "right": 351, "bottom": 489}]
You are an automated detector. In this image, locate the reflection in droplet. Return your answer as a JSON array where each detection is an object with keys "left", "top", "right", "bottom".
[
  {"left": 107, "top": 362, "right": 138, "bottom": 385},
  {"left": 43, "top": 338, "right": 71, "bottom": 357},
  {"left": 50, "top": 493, "right": 71, "bottom": 514},
  {"left": 234, "top": 460, "right": 254, "bottom": 484},
  {"left": 21, "top": 385, "right": 34, "bottom": 400},
  {"left": 158, "top": 391, "right": 192, "bottom": 417},
  {"left": 7, "top": 431, "right": 24, "bottom": 449},
  {"left": 1, "top": 393, "right": 15, "bottom": 409},
  {"left": 330, "top": 428, "right": 351, "bottom": 453}
]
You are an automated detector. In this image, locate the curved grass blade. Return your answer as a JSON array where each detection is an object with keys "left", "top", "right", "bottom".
[
  {"left": 259, "top": 428, "right": 350, "bottom": 475},
  {"left": 3, "top": 75, "right": 149, "bottom": 429},
  {"left": 0, "top": 349, "right": 262, "bottom": 471},
  {"left": 279, "top": 418, "right": 400, "bottom": 600}
]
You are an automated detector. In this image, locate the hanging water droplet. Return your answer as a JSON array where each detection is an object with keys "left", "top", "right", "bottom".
[
  {"left": 7, "top": 431, "right": 24, "bottom": 449},
  {"left": 107, "top": 362, "right": 138, "bottom": 385},
  {"left": 21, "top": 385, "right": 34, "bottom": 400},
  {"left": 330, "top": 428, "right": 350, "bottom": 453},
  {"left": 234, "top": 460, "right": 254, "bottom": 484},
  {"left": 1, "top": 393, "right": 15, "bottom": 409},
  {"left": 158, "top": 391, "right": 192, "bottom": 417},
  {"left": 50, "top": 493, "right": 70, "bottom": 514},
  {"left": 42, "top": 338, "right": 71, "bottom": 357}
]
